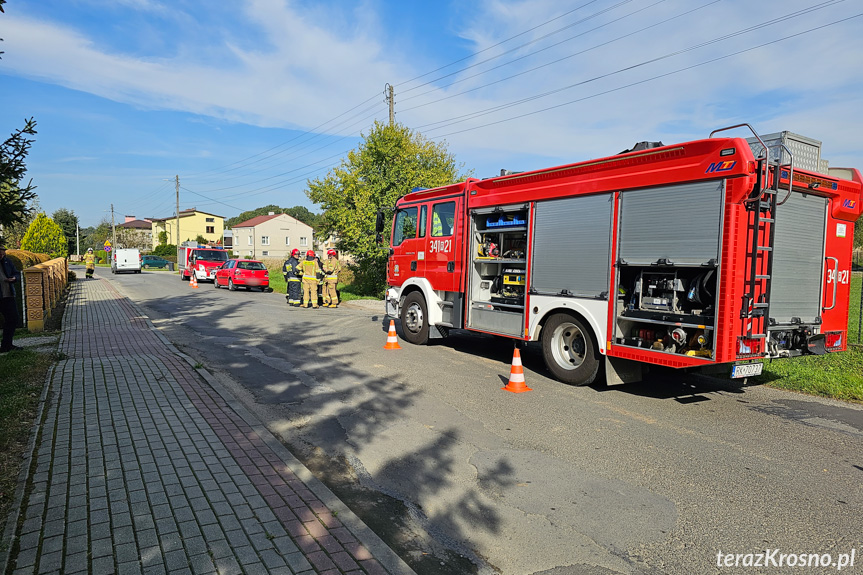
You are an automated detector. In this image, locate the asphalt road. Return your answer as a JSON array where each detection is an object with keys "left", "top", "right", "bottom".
[{"left": 93, "top": 266, "right": 863, "bottom": 575}]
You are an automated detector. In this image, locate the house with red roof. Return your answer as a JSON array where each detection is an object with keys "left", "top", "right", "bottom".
[{"left": 230, "top": 212, "right": 314, "bottom": 260}]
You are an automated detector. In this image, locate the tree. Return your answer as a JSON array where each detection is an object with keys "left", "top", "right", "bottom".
[
  {"left": 0, "top": 118, "right": 38, "bottom": 230},
  {"left": 52, "top": 208, "right": 78, "bottom": 255},
  {"left": 2, "top": 196, "right": 40, "bottom": 248},
  {"left": 225, "top": 205, "right": 281, "bottom": 228},
  {"left": 81, "top": 218, "right": 111, "bottom": 252},
  {"left": 20, "top": 213, "right": 67, "bottom": 258},
  {"left": 158, "top": 230, "right": 168, "bottom": 246},
  {"left": 224, "top": 204, "right": 320, "bottom": 229},
  {"left": 283, "top": 206, "right": 320, "bottom": 229},
  {"left": 306, "top": 121, "right": 469, "bottom": 294}
]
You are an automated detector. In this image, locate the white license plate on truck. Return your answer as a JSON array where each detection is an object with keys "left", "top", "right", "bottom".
[{"left": 731, "top": 363, "right": 763, "bottom": 379}]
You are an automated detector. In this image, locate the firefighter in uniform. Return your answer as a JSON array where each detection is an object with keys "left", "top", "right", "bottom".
[
  {"left": 84, "top": 248, "right": 96, "bottom": 279},
  {"left": 283, "top": 249, "right": 302, "bottom": 306},
  {"left": 322, "top": 249, "right": 341, "bottom": 308},
  {"left": 300, "top": 250, "right": 321, "bottom": 308}
]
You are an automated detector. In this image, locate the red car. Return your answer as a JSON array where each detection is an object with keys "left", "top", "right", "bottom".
[{"left": 214, "top": 259, "right": 270, "bottom": 291}]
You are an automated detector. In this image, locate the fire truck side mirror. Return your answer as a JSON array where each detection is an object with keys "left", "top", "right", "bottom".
[
  {"left": 375, "top": 210, "right": 385, "bottom": 245},
  {"left": 375, "top": 211, "right": 384, "bottom": 234}
]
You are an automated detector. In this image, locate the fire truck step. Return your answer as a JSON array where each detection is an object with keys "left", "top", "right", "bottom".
[{"left": 752, "top": 303, "right": 769, "bottom": 308}]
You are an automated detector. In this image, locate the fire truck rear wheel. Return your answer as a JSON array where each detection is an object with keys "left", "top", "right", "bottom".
[
  {"left": 401, "top": 292, "right": 429, "bottom": 345},
  {"left": 541, "top": 313, "right": 599, "bottom": 386}
]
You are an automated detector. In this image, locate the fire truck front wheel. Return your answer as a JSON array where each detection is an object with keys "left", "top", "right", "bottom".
[
  {"left": 400, "top": 292, "right": 429, "bottom": 345},
  {"left": 541, "top": 313, "right": 599, "bottom": 386}
]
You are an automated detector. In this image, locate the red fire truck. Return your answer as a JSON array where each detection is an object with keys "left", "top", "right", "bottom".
[
  {"left": 178, "top": 242, "right": 229, "bottom": 282},
  {"left": 377, "top": 125, "right": 862, "bottom": 385}
]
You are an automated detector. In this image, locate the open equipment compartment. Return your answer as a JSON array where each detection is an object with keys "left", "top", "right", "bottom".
[
  {"left": 467, "top": 205, "right": 529, "bottom": 336},
  {"left": 613, "top": 180, "right": 724, "bottom": 359}
]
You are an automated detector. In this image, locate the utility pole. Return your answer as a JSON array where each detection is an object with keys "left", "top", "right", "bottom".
[
  {"left": 76, "top": 223, "right": 79, "bottom": 257},
  {"left": 385, "top": 83, "right": 394, "bottom": 126},
  {"left": 175, "top": 175, "right": 180, "bottom": 249},
  {"left": 111, "top": 204, "right": 116, "bottom": 248}
]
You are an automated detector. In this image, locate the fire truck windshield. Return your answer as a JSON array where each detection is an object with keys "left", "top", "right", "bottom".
[{"left": 193, "top": 250, "right": 228, "bottom": 262}]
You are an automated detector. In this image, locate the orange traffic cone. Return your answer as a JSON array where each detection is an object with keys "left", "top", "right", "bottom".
[
  {"left": 383, "top": 320, "right": 401, "bottom": 350},
  {"left": 190, "top": 273, "right": 199, "bottom": 288},
  {"left": 502, "top": 347, "right": 531, "bottom": 393}
]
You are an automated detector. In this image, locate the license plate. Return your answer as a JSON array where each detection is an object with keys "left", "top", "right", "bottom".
[{"left": 731, "top": 363, "right": 763, "bottom": 379}]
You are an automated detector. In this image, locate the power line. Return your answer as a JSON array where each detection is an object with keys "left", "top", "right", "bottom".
[
  {"left": 395, "top": 0, "right": 608, "bottom": 90},
  {"left": 184, "top": 92, "right": 383, "bottom": 179},
  {"left": 399, "top": 0, "right": 638, "bottom": 97},
  {"left": 426, "top": 12, "right": 863, "bottom": 140},
  {"left": 413, "top": 1, "right": 850, "bottom": 133},
  {"left": 400, "top": 0, "right": 717, "bottom": 111}
]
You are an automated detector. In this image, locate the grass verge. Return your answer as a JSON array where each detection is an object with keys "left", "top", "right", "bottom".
[
  {"left": 0, "top": 286, "right": 66, "bottom": 530},
  {"left": 756, "top": 272, "right": 863, "bottom": 402},
  {"left": 0, "top": 347, "right": 54, "bottom": 525},
  {"left": 260, "top": 259, "right": 381, "bottom": 303}
]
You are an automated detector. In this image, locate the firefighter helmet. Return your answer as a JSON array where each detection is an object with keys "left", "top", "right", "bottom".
[
  {"left": 327, "top": 249, "right": 336, "bottom": 257},
  {"left": 291, "top": 249, "right": 299, "bottom": 257},
  {"left": 87, "top": 248, "right": 93, "bottom": 253},
  {"left": 306, "top": 250, "right": 316, "bottom": 258}
]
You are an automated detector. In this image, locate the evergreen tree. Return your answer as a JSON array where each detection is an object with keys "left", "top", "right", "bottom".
[{"left": 21, "top": 213, "right": 68, "bottom": 258}]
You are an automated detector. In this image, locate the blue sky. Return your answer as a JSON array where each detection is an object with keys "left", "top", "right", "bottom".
[{"left": 1, "top": 0, "right": 861, "bottom": 228}]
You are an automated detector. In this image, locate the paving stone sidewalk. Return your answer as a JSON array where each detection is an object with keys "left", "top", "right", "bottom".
[{"left": 2, "top": 277, "right": 416, "bottom": 575}]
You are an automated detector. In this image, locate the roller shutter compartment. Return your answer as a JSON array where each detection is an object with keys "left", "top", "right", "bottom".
[
  {"left": 532, "top": 194, "right": 613, "bottom": 298},
  {"left": 618, "top": 181, "right": 724, "bottom": 266},
  {"left": 769, "top": 192, "right": 827, "bottom": 325}
]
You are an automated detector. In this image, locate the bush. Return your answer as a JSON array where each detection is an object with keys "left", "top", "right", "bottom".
[
  {"left": 152, "top": 244, "right": 177, "bottom": 258},
  {"left": 68, "top": 270, "right": 77, "bottom": 282},
  {"left": 4, "top": 249, "right": 37, "bottom": 270},
  {"left": 346, "top": 257, "right": 387, "bottom": 298}
]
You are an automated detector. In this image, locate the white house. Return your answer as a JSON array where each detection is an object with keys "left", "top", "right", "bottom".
[{"left": 230, "top": 213, "right": 315, "bottom": 260}]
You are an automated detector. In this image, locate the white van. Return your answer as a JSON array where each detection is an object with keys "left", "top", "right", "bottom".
[{"left": 112, "top": 248, "right": 142, "bottom": 274}]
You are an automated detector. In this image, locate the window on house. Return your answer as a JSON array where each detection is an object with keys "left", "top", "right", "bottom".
[
  {"left": 285, "top": 237, "right": 290, "bottom": 245},
  {"left": 206, "top": 217, "right": 214, "bottom": 222},
  {"left": 261, "top": 236, "right": 269, "bottom": 245},
  {"left": 206, "top": 226, "right": 214, "bottom": 234},
  {"left": 262, "top": 251, "right": 269, "bottom": 256},
  {"left": 247, "top": 236, "right": 252, "bottom": 245},
  {"left": 300, "top": 237, "right": 308, "bottom": 247}
]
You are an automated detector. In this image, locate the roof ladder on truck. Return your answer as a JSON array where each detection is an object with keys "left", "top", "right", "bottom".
[
  {"left": 742, "top": 143, "right": 794, "bottom": 342},
  {"left": 710, "top": 124, "right": 794, "bottom": 350}
]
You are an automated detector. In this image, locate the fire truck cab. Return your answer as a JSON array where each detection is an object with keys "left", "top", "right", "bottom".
[
  {"left": 381, "top": 125, "right": 862, "bottom": 386},
  {"left": 178, "top": 242, "right": 229, "bottom": 282}
]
